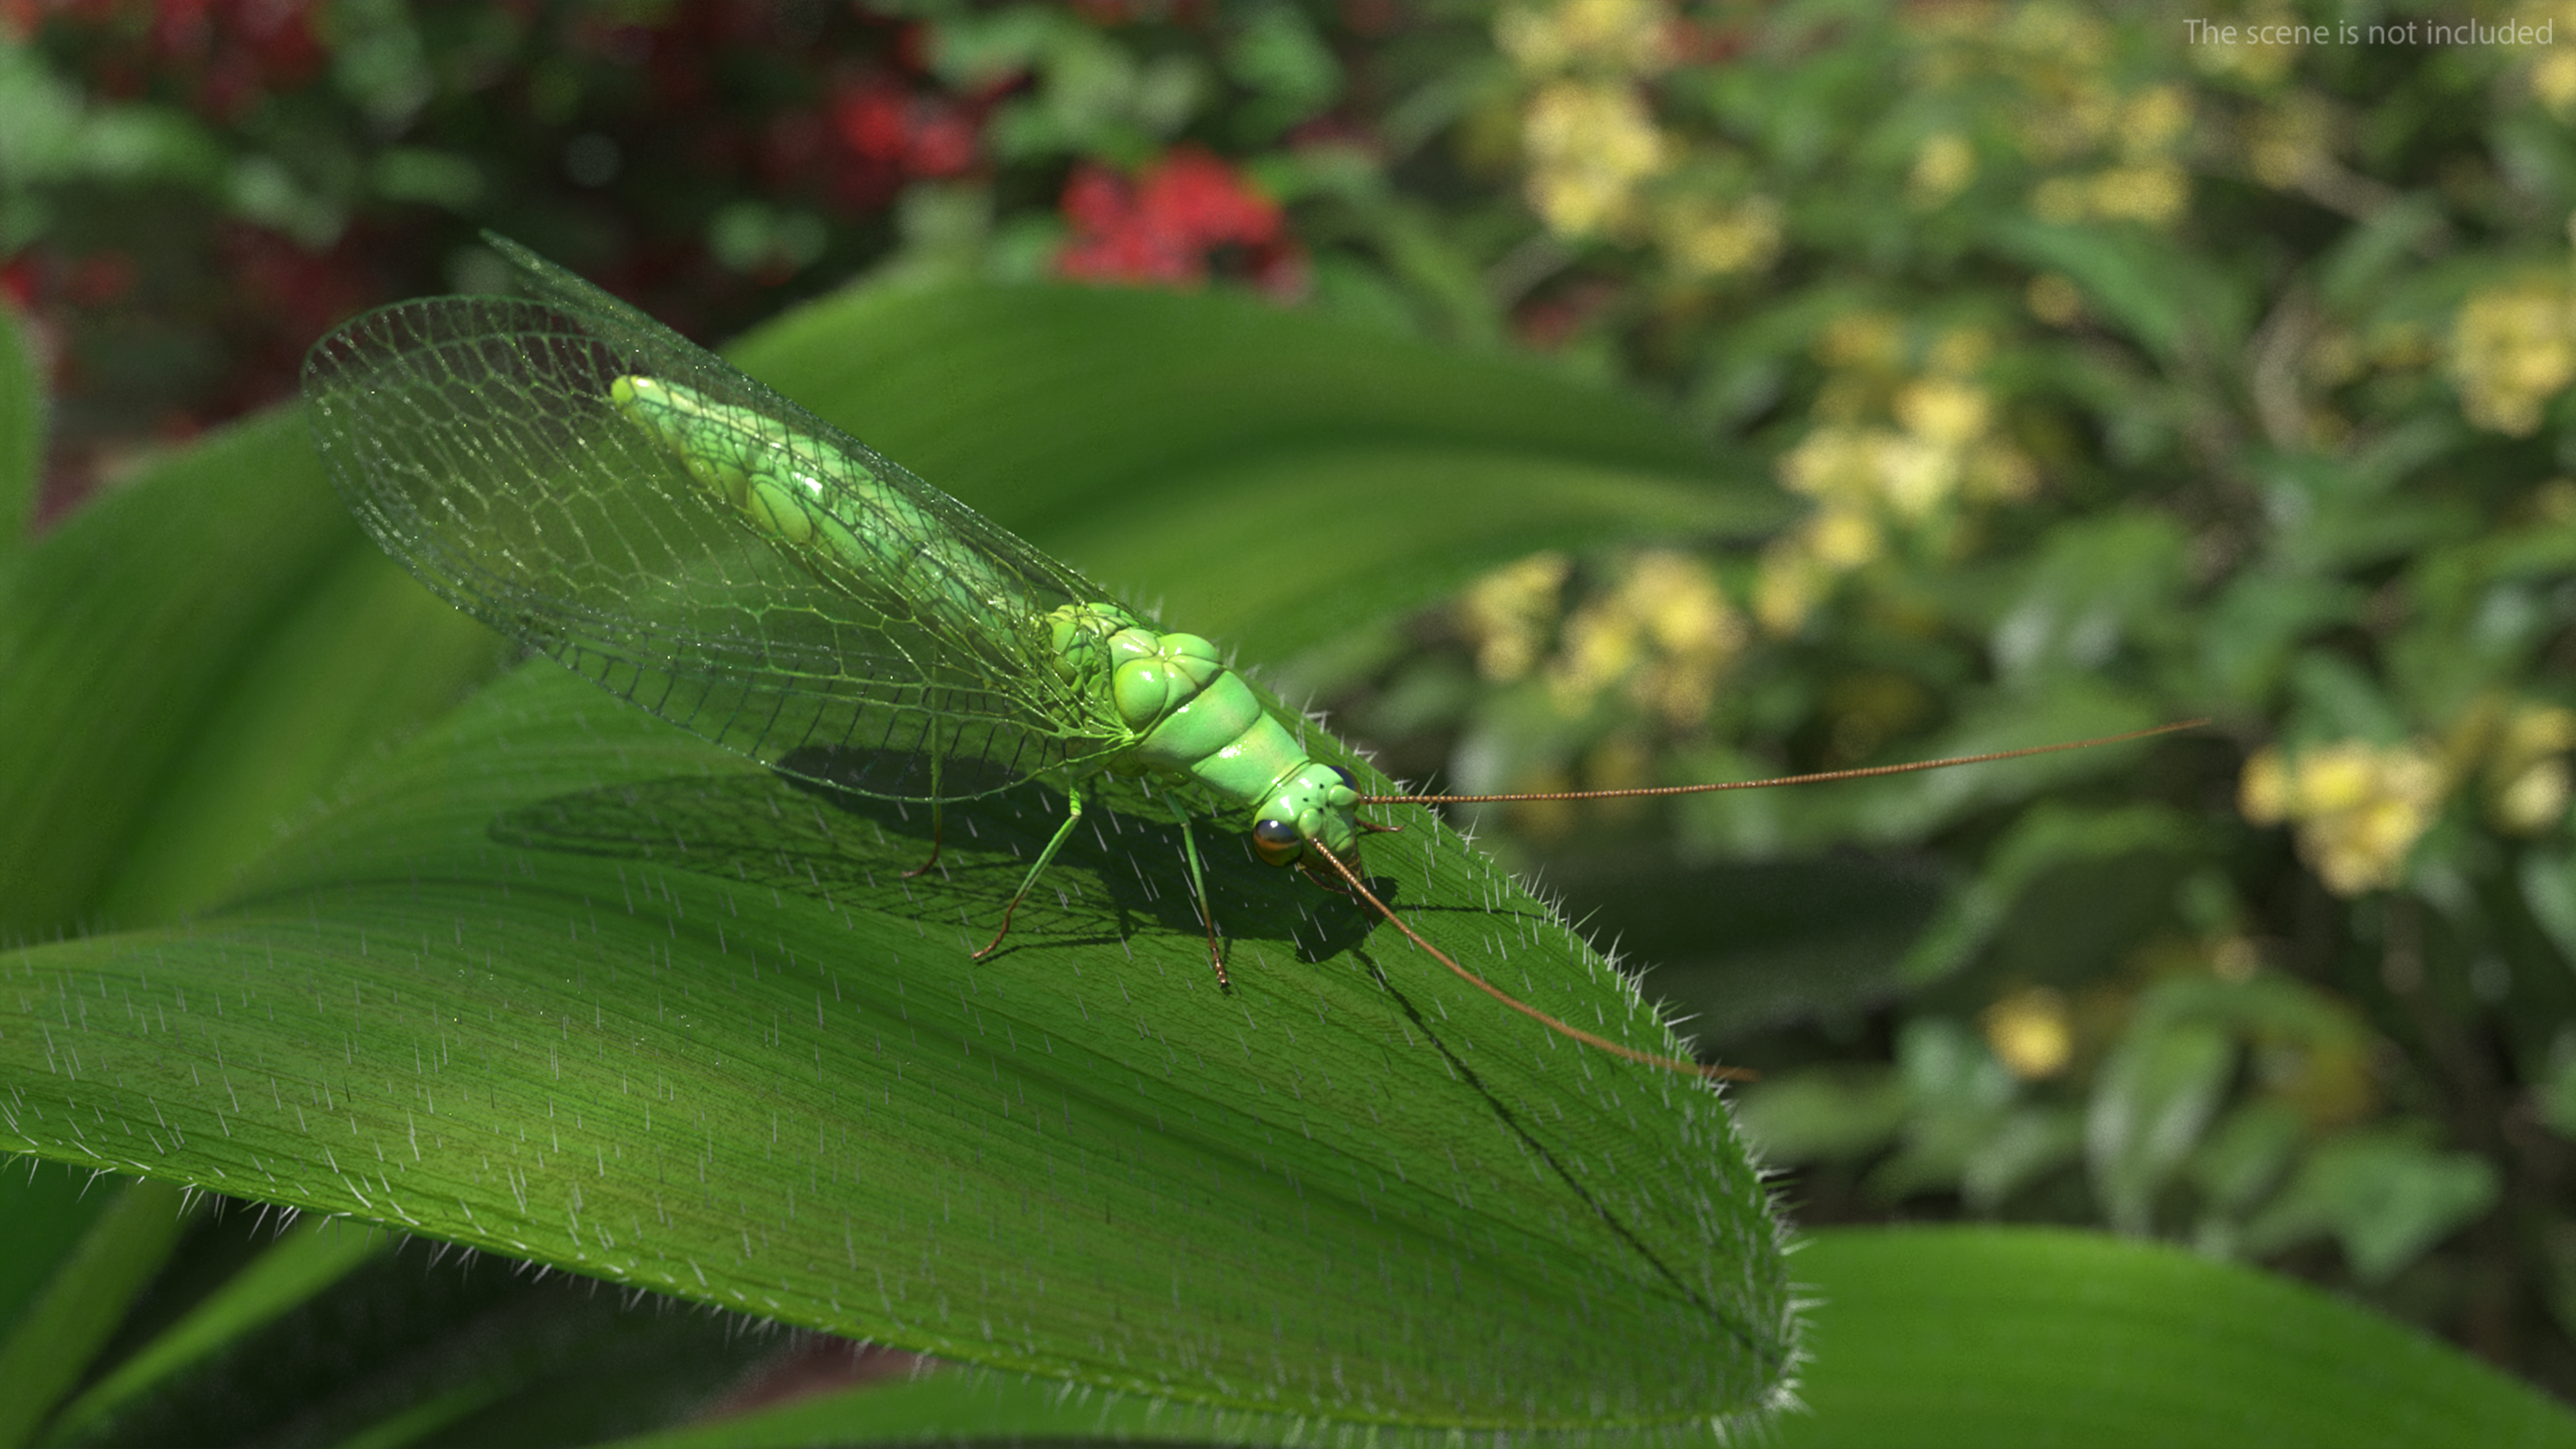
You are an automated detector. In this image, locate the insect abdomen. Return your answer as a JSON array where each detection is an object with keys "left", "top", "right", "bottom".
[{"left": 608, "top": 375, "right": 1010, "bottom": 621}]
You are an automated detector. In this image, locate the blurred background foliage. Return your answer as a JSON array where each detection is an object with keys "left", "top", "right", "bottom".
[{"left": 5, "top": 0, "right": 2576, "bottom": 1413}]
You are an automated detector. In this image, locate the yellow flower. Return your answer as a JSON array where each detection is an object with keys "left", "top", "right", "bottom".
[
  {"left": 1754, "top": 539, "right": 1831, "bottom": 635},
  {"left": 1624, "top": 550, "right": 1746, "bottom": 725},
  {"left": 1496, "top": 0, "right": 1672, "bottom": 76},
  {"left": 2534, "top": 50, "right": 2576, "bottom": 121},
  {"left": 2293, "top": 743, "right": 2381, "bottom": 816},
  {"left": 1816, "top": 311, "right": 1906, "bottom": 370},
  {"left": 2500, "top": 701, "right": 2576, "bottom": 762},
  {"left": 1805, "top": 506, "right": 1885, "bottom": 570},
  {"left": 1896, "top": 376, "right": 1992, "bottom": 447},
  {"left": 1656, "top": 194, "right": 1784, "bottom": 278},
  {"left": 1552, "top": 596, "right": 1641, "bottom": 710},
  {"left": 2451, "top": 278, "right": 2576, "bottom": 437},
  {"left": 2190, "top": 4, "right": 2301, "bottom": 84},
  {"left": 2250, "top": 95, "right": 2332, "bottom": 191},
  {"left": 1543, "top": 550, "right": 1746, "bottom": 724},
  {"left": 1779, "top": 425, "right": 1882, "bottom": 504},
  {"left": 2120, "top": 85, "right": 2191, "bottom": 160},
  {"left": 1627, "top": 550, "right": 1743, "bottom": 656},
  {"left": 1909, "top": 132, "right": 1978, "bottom": 209},
  {"left": 2241, "top": 741, "right": 2448, "bottom": 896},
  {"left": 2027, "top": 272, "right": 2083, "bottom": 326},
  {"left": 1774, "top": 357, "right": 2037, "bottom": 589},
  {"left": 2496, "top": 759, "right": 2573, "bottom": 835},
  {"left": 1871, "top": 434, "right": 1959, "bottom": 520},
  {"left": 2239, "top": 748, "right": 2292, "bottom": 824},
  {"left": 2087, "top": 162, "right": 2188, "bottom": 227},
  {"left": 2483, "top": 702, "right": 2576, "bottom": 833},
  {"left": 1982, "top": 987, "right": 2074, "bottom": 1080},
  {"left": 1456, "top": 551, "right": 1570, "bottom": 682},
  {"left": 2002, "top": 1, "right": 2106, "bottom": 66},
  {"left": 1521, "top": 80, "right": 1669, "bottom": 237}
]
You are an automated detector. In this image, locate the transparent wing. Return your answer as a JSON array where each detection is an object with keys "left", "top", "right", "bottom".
[{"left": 303, "top": 240, "right": 1138, "bottom": 802}]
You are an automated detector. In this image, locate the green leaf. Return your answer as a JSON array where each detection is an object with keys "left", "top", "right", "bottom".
[
  {"left": 0, "top": 277, "right": 1805, "bottom": 1438},
  {"left": 2254, "top": 449, "right": 2479, "bottom": 578},
  {"left": 2314, "top": 194, "right": 2452, "bottom": 312},
  {"left": 0, "top": 409, "right": 505, "bottom": 939},
  {"left": 0, "top": 1160, "right": 105, "bottom": 1338},
  {"left": 46, "top": 1228, "right": 785, "bottom": 1448},
  {"left": 0, "top": 1176, "right": 193, "bottom": 1449},
  {"left": 1769, "top": 1227, "right": 2576, "bottom": 1448},
  {"left": 2197, "top": 572, "right": 2365, "bottom": 709},
  {"left": 1988, "top": 218, "right": 2255, "bottom": 367},
  {"left": 1535, "top": 851, "right": 1950, "bottom": 1042},
  {"left": 1960, "top": 1106, "right": 2084, "bottom": 1212},
  {"left": 2190, "top": 1099, "right": 2308, "bottom": 1227},
  {"left": 596, "top": 1226, "right": 2576, "bottom": 1449},
  {"left": 1895, "top": 801, "right": 2200, "bottom": 987},
  {"left": 40, "top": 1214, "right": 385, "bottom": 1442},
  {"left": 1867, "top": 1018, "right": 2019, "bottom": 1201},
  {"left": 1731, "top": 1067, "right": 1910, "bottom": 1165},
  {"left": 1787, "top": 682, "right": 2177, "bottom": 850},
  {"left": 2242, "top": 1131, "right": 2502, "bottom": 1285},
  {"left": 2087, "top": 1019, "right": 2235, "bottom": 1235},
  {"left": 2525, "top": 849, "right": 2576, "bottom": 968},
  {"left": 1986, "top": 511, "right": 2190, "bottom": 684},
  {"left": 2, "top": 659, "right": 1791, "bottom": 1432},
  {"left": 0, "top": 299, "right": 36, "bottom": 555}
]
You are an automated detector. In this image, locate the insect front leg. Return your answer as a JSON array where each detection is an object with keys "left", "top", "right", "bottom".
[{"left": 1167, "top": 801, "right": 1228, "bottom": 990}]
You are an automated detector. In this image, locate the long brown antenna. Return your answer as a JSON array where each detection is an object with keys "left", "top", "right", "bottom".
[
  {"left": 1305, "top": 841, "right": 1754, "bottom": 1083},
  {"left": 1360, "top": 719, "right": 2206, "bottom": 806}
]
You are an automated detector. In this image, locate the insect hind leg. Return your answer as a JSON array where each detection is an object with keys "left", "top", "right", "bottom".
[
  {"left": 974, "top": 784, "right": 1087, "bottom": 960},
  {"left": 903, "top": 747, "right": 945, "bottom": 878},
  {"left": 903, "top": 800, "right": 945, "bottom": 878}
]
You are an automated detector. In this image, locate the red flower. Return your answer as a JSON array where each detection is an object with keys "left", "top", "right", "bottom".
[
  {"left": 1055, "top": 148, "right": 1297, "bottom": 292},
  {"left": 1136, "top": 150, "right": 1279, "bottom": 249},
  {"left": 831, "top": 81, "right": 981, "bottom": 181},
  {"left": 148, "top": 0, "right": 322, "bottom": 120},
  {"left": 905, "top": 105, "right": 977, "bottom": 178},
  {"left": 66, "top": 250, "right": 136, "bottom": 308},
  {"left": 0, "top": 254, "right": 35, "bottom": 311},
  {"left": 1060, "top": 164, "right": 1133, "bottom": 235},
  {"left": 833, "top": 85, "right": 910, "bottom": 162}
]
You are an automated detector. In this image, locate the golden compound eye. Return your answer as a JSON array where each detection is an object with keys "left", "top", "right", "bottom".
[{"left": 1252, "top": 818, "right": 1301, "bottom": 866}]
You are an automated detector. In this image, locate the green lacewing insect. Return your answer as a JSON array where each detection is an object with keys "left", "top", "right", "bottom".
[{"left": 304, "top": 233, "right": 2194, "bottom": 1083}]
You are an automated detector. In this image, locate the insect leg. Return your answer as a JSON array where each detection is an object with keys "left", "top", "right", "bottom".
[
  {"left": 1299, "top": 857, "right": 1358, "bottom": 898},
  {"left": 904, "top": 801, "right": 945, "bottom": 878},
  {"left": 904, "top": 747, "right": 945, "bottom": 878},
  {"left": 973, "top": 782, "right": 1086, "bottom": 960},
  {"left": 1167, "top": 800, "right": 1229, "bottom": 989}
]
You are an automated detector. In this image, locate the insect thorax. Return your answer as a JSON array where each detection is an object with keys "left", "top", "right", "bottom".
[{"left": 1035, "top": 602, "right": 1351, "bottom": 849}]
